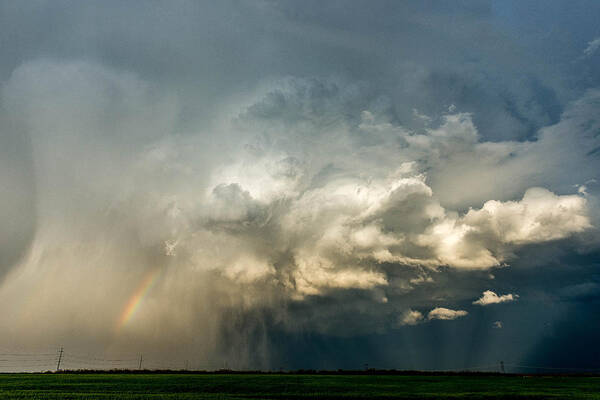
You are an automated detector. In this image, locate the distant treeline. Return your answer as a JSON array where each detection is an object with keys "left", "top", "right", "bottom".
[{"left": 37, "top": 369, "right": 600, "bottom": 377}]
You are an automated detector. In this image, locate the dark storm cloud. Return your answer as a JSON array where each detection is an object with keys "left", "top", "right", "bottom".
[
  {"left": 0, "top": 0, "right": 586, "bottom": 138},
  {"left": 0, "top": 1, "right": 599, "bottom": 371}
]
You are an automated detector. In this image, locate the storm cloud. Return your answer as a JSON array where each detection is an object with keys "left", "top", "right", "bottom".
[{"left": 0, "top": 1, "right": 599, "bottom": 371}]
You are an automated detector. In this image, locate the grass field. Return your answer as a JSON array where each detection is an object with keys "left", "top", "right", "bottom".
[{"left": 1, "top": 373, "right": 599, "bottom": 399}]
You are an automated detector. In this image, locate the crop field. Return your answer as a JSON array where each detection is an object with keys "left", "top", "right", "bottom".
[{"left": 0, "top": 373, "right": 599, "bottom": 399}]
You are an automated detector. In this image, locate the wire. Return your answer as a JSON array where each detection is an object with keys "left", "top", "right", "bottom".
[
  {"left": 2, "top": 351, "right": 600, "bottom": 373},
  {"left": 505, "top": 364, "right": 600, "bottom": 372},
  {"left": 63, "top": 353, "right": 138, "bottom": 362}
]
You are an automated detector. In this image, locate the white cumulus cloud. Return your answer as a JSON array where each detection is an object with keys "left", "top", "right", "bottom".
[
  {"left": 427, "top": 307, "right": 468, "bottom": 321},
  {"left": 473, "top": 290, "right": 518, "bottom": 306}
]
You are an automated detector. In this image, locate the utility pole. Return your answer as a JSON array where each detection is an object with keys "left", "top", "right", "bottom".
[
  {"left": 56, "top": 347, "right": 63, "bottom": 372},
  {"left": 500, "top": 361, "right": 505, "bottom": 374},
  {"left": 138, "top": 354, "right": 143, "bottom": 370}
]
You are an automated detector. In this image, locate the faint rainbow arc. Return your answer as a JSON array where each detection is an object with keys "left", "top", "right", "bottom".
[{"left": 117, "top": 268, "right": 162, "bottom": 330}]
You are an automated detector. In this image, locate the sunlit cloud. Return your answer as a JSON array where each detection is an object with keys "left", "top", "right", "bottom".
[
  {"left": 473, "top": 291, "right": 518, "bottom": 306},
  {"left": 427, "top": 308, "right": 468, "bottom": 321}
]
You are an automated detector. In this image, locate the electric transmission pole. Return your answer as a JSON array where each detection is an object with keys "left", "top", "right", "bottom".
[
  {"left": 139, "top": 354, "right": 143, "bottom": 370},
  {"left": 56, "top": 347, "right": 63, "bottom": 372},
  {"left": 500, "top": 361, "right": 505, "bottom": 374}
]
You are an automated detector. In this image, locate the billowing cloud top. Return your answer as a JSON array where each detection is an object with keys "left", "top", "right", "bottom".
[
  {"left": 428, "top": 308, "right": 469, "bottom": 321},
  {"left": 473, "top": 291, "right": 518, "bottom": 306},
  {"left": 0, "top": 1, "right": 599, "bottom": 371}
]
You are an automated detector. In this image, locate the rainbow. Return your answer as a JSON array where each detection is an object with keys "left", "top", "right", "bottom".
[{"left": 117, "top": 268, "right": 161, "bottom": 330}]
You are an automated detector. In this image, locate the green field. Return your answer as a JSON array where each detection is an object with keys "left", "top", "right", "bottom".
[{"left": 0, "top": 373, "right": 599, "bottom": 399}]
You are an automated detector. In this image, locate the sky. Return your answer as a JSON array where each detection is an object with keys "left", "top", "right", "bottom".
[{"left": 1, "top": 0, "right": 600, "bottom": 372}]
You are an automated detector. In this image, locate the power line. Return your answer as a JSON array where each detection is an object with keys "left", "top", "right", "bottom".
[
  {"left": 56, "top": 347, "right": 63, "bottom": 372},
  {"left": 63, "top": 356, "right": 136, "bottom": 364},
  {"left": 505, "top": 364, "right": 600, "bottom": 372},
  {"left": 62, "top": 354, "right": 138, "bottom": 362},
  {"left": 3, "top": 348, "right": 600, "bottom": 373}
]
